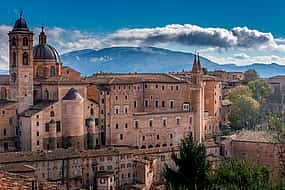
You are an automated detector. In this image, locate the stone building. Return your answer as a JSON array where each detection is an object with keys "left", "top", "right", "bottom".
[
  {"left": 221, "top": 130, "right": 285, "bottom": 175},
  {"left": 0, "top": 145, "right": 220, "bottom": 190},
  {"left": 0, "top": 15, "right": 223, "bottom": 153}
]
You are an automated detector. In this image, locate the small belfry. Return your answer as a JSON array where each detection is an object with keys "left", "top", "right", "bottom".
[
  {"left": 8, "top": 11, "right": 34, "bottom": 113},
  {"left": 39, "top": 26, "right": 47, "bottom": 45},
  {"left": 33, "top": 26, "right": 62, "bottom": 78}
]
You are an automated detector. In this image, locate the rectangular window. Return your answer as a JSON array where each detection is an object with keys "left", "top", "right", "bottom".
[
  {"left": 155, "top": 101, "right": 159, "bottom": 108},
  {"left": 183, "top": 103, "right": 190, "bottom": 111},
  {"left": 135, "top": 120, "right": 139, "bottom": 128},
  {"left": 134, "top": 101, "right": 137, "bottom": 108},
  {"left": 149, "top": 120, "right": 153, "bottom": 127},
  {"left": 114, "top": 106, "right": 120, "bottom": 114},
  {"left": 163, "top": 119, "right": 167, "bottom": 127},
  {"left": 170, "top": 100, "right": 174, "bottom": 109},
  {"left": 120, "top": 134, "right": 123, "bottom": 140},
  {"left": 45, "top": 123, "right": 49, "bottom": 132},
  {"left": 162, "top": 101, "right": 165, "bottom": 108},
  {"left": 176, "top": 118, "right": 180, "bottom": 125},
  {"left": 56, "top": 121, "right": 61, "bottom": 132},
  {"left": 124, "top": 105, "right": 128, "bottom": 114},
  {"left": 145, "top": 100, "right": 148, "bottom": 107}
]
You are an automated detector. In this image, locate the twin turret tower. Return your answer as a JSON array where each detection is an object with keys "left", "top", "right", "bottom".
[{"left": 191, "top": 53, "right": 205, "bottom": 142}]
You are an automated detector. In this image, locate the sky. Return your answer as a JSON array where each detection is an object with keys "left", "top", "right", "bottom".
[{"left": 0, "top": 0, "right": 285, "bottom": 70}]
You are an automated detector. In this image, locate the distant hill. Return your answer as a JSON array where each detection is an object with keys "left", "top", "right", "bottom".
[{"left": 61, "top": 46, "right": 285, "bottom": 77}]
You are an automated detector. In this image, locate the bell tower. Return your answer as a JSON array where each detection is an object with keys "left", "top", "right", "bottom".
[
  {"left": 191, "top": 53, "right": 205, "bottom": 143},
  {"left": 8, "top": 13, "right": 34, "bottom": 113}
]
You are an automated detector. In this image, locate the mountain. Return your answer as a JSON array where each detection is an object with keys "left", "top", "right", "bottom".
[{"left": 61, "top": 47, "right": 285, "bottom": 77}]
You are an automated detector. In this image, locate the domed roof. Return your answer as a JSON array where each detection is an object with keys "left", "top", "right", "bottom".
[
  {"left": 33, "top": 27, "right": 61, "bottom": 63},
  {"left": 62, "top": 88, "right": 83, "bottom": 101},
  {"left": 33, "top": 44, "right": 61, "bottom": 62},
  {"left": 13, "top": 17, "right": 29, "bottom": 31}
]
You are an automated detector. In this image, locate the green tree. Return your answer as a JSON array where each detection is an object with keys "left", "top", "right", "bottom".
[
  {"left": 228, "top": 85, "right": 252, "bottom": 101},
  {"left": 243, "top": 69, "right": 259, "bottom": 84},
  {"left": 229, "top": 95, "right": 260, "bottom": 130},
  {"left": 248, "top": 79, "right": 272, "bottom": 103},
  {"left": 202, "top": 67, "right": 208, "bottom": 75},
  {"left": 165, "top": 133, "right": 210, "bottom": 190},
  {"left": 209, "top": 159, "right": 278, "bottom": 190}
]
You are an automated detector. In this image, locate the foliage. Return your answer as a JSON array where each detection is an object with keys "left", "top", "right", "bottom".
[
  {"left": 248, "top": 79, "right": 272, "bottom": 103},
  {"left": 202, "top": 67, "right": 208, "bottom": 75},
  {"left": 165, "top": 133, "right": 210, "bottom": 190},
  {"left": 229, "top": 95, "right": 260, "bottom": 130},
  {"left": 209, "top": 159, "right": 283, "bottom": 190},
  {"left": 243, "top": 69, "right": 259, "bottom": 84},
  {"left": 228, "top": 85, "right": 252, "bottom": 101}
]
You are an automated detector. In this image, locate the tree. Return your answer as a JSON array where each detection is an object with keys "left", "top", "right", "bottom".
[
  {"left": 229, "top": 95, "right": 260, "bottom": 130},
  {"left": 228, "top": 85, "right": 252, "bottom": 101},
  {"left": 248, "top": 79, "right": 272, "bottom": 103},
  {"left": 209, "top": 159, "right": 279, "bottom": 190},
  {"left": 202, "top": 67, "right": 208, "bottom": 75},
  {"left": 243, "top": 69, "right": 259, "bottom": 84},
  {"left": 165, "top": 133, "right": 210, "bottom": 190}
]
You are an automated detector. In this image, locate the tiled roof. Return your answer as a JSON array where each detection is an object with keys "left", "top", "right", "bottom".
[
  {"left": 35, "top": 75, "right": 86, "bottom": 85},
  {"left": 87, "top": 73, "right": 187, "bottom": 84},
  {"left": 19, "top": 101, "right": 56, "bottom": 117},
  {"left": 0, "top": 100, "right": 17, "bottom": 109},
  {"left": 0, "top": 146, "right": 178, "bottom": 164},
  {"left": 0, "top": 170, "right": 58, "bottom": 190},
  {"left": 231, "top": 130, "right": 278, "bottom": 143},
  {"left": 0, "top": 163, "right": 35, "bottom": 173}
]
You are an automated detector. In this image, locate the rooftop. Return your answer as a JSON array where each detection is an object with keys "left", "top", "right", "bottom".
[
  {"left": 87, "top": 73, "right": 187, "bottom": 84},
  {"left": 19, "top": 101, "right": 56, "bottom": 117},
  {"left": 0, "top": 146, "right": 178, "bottom": 164},
  {"left": 0, "top": 100, "right": 17, "bottom": 109},
  {"left": 231, "top": 130, "right": 279, "bottom": 143}
]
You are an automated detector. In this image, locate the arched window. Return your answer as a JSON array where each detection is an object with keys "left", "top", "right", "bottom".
[
  {"left": 12, "top": 52, "right": 17, "bottom": 67},
  {"left": 50, "top": 111, "right": 55, "bottom": 117},
  {"left": 50, "top": 66, "right": 56, "bottom": 76},
  {"left": 23, "top": 37, "right": 28, "bottom": 47},
  {"left": 90, "top": 108, "right": 94, "bottom": 115},
  {"left": 22, "top": 52, "right": 28, "bottom": 65},
  {"left": 11, "top": 37, "right": 16, "bottom": 46}
]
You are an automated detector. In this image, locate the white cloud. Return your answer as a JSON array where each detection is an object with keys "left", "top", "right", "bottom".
[
  {"left": 1, "top": 23, "right": 285, "bottom": 69},
  {"left": 206, "top": 54, "right": 285, "bottom": 65}
]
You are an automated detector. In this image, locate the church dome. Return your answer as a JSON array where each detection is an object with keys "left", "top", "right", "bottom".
[
  {"left": 33, "top": 44, "right": 61, "bottom": 62},
  {"left": 33, "top": 27, "right": 61, "bottom": 63},
  {"left": 13, "top": 17, "right": 29, "bottom": 31}
]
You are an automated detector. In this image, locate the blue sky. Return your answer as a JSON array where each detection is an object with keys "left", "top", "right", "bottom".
[{"left": 0, "top": 0, "right": 285, "bottom": 69}]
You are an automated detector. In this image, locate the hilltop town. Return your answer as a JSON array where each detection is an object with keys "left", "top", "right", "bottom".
[{"left": 0, "top": 16, "right": 284, "bottom": 190}]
